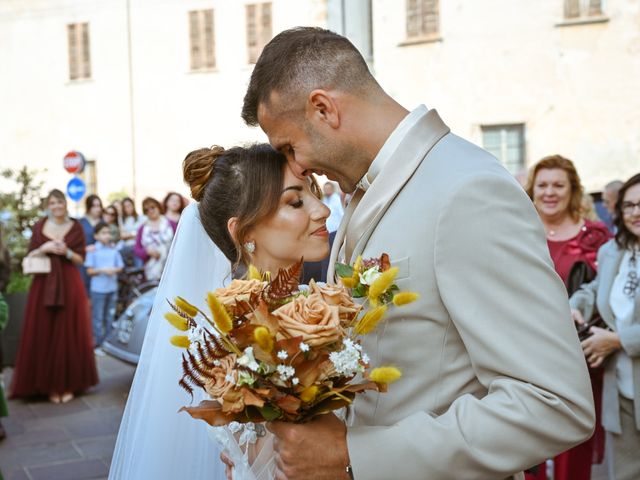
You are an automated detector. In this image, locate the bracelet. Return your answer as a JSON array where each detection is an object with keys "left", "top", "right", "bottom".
[{"left": 65, "top": 249, "right": 73, "bottom": 260}]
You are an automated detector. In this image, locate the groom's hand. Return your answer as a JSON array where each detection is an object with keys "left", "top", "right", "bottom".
[{"left": 267, "top": 413, "right": 351, "bottom": 480}]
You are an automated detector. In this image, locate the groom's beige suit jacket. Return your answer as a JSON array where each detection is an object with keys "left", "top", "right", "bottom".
[{"left": 329, "top": 108, "right": 595, "bottom": 479}]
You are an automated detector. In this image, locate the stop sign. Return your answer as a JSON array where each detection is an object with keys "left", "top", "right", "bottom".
[{"left": 63, "top": 151, "right": 86, "bottom": 174}]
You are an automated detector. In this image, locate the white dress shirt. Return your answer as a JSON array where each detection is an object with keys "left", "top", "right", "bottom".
[{"left": 356, "top": 105, "right": 429, "bottom": 191}]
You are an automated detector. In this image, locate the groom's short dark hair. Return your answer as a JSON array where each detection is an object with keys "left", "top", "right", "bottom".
[{"left": 241, "top": 27, "right": 379, "bottom": 126}]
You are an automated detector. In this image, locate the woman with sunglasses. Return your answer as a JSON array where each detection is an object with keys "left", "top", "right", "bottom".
[{"left": 570, "top": 173, "right": 640, "bottom": 480}]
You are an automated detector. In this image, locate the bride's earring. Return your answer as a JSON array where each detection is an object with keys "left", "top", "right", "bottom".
[{"left": 244, "top": 241, "right": 256, "bottom": 254}]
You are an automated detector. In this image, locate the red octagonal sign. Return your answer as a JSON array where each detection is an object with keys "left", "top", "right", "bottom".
[{"left": 63, "top": 151, "right": 85, "bottom": 174}]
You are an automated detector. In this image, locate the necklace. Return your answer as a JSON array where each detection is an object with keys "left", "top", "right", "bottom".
[
  {"left": 623, "top": 249, "right": 639, "bottom": 298},
  {"left": 548, "top": 229, "right": 556, "bottom": 237}
]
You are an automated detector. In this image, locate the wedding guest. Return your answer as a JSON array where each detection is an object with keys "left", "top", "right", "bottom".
[
  {"left": 526, "top": 155, "right": 610, "bottom": 480},
  {"left": 0, "top": 228, "right": 10, "bottom": 440},
  {"left": 162, "top": 191, "right": 187, "bottom": 232},
  {"left": 103, "top": 205, "right": 121, "bottom": 244},
  {"left": 322, "top": 181, "right": 344, "bottom": 233},
  {"left": 120, "top": 197, "right": 145, "bottom": 267},
  {"left": 80, "top": 194, "right": 103, "bottom": 248},
  {"left": 79, "top": 194, "right": 103, "bottom": 292},
  {"left": 10, "top": 189, "right": 98, "bottom": 404},
  {"left": 111, "top": 199, "right": 123, "bottom": 221},
  {"left": 134, "top": 197, "right": 174, "bottom": 282},
  {"left": 602, "top": 180, "right": 624, "bottom": 233},
  {"left": 603, "top": 180, "right": 624, "bottom": 217},
  {"left": 85, "top": 222, "right": 124, "bottom": 350},
  {"left": 570, "top": 172, "right": 640, "bottom": 480},
  {"left": 581, "top": 193, "right": 600, "bottom": 222}
]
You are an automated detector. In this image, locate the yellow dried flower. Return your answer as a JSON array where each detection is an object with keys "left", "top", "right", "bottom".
[
  {"left": 253, "top": 326, "right": 274, "bottom": 352},
  {"left": 207, "top": 292, "right": 233, "bottom": 334},
  {"left": 370, "top": 366, "right": 402, "bottom": 384},
  {"left": 368, "top": 267, "right": 399, "bottom": 306},
  {"left": 340, "top": 276, "right": 357, "bottom": 289},
  {"left": 164, "top": 312, "right": 189, "bottom": 331},
  {"left": 352, "top": 255, "right": 363, "bottom": 282},
  {"left": 392, "top": 292, "right": 419, "bottom": 307},
  {"left": 248, "top": 264, "right": 262, "bottom": 281},
  {"left": 353, "top": 255, "right": 363, "bottom": 273},
  {"left": 354, "top": 305, "right": 387, "bottom": 335},
  {"left": 175, "top": 296, "right": 198, "bottom": 317},
  {"left": 300, "top": 385, "right": 319, "bottom": 403},
  {"left": 170, "top": 335, "right": 191, "bottom": 348}
]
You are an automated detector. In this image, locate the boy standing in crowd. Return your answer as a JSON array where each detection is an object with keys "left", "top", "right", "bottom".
[{"left": 85, "top": 221, "right": 124, "bottom": 353}]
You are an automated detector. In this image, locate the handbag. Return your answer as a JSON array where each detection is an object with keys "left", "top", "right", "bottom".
[
  {"left": 22, "top": 255, "right": 52, "bottom": 275},
  {"left": 567, "top": 261, "right": 609, "bottom": 341}
]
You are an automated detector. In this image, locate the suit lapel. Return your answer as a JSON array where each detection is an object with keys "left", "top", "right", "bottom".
[{"left": 344, "top": 109, "right": 450, "bottom": 263}]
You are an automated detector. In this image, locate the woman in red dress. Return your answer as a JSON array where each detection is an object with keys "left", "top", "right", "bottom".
[
  {"left": 525, "top": 155, "right": 610, "bottom": 480},
  {"left": 11, "top": 189, "right": 98, "bottom": 403}
]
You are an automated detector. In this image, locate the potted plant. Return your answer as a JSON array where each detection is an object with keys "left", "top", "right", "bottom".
[{"left": 0, "top": 167, "right": 44, "bottom": 366}]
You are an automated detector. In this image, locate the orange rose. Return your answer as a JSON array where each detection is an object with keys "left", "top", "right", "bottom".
[
  {"left": 203, "top": 354, "right": 237, "bottom": 400},
  {"left": 272, "top": 293, "right": 343, "bottom": 347},
  {"left": 214, "top": 279, "right": 266, "bottom": 310},
  {"left": 308, "top": 281, "right": 362, "bottom": 323}
]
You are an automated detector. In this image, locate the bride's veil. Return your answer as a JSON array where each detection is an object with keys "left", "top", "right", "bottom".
[{"left": 109, "top": 203, "right": 228, "bottom": 479}]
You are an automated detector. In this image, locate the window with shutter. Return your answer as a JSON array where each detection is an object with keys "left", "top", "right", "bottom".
[
  {"left": 406, "top": 0, "right": 439, "bottom": 40},
  {"left": 564, "top": 0, "right": 603, "bottom": 19},
  {"left": 189, "top": 9, "right": 216, "bottom": 71},
  {"left": 67, "top": 23, "right": 91, "bottom": 81},
  {"left": 246, "top": 3, "right": 273, "bottom": 64}
]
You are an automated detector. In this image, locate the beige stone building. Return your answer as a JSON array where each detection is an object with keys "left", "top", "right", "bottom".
[
  {"left": 0, "top": 0, "right": 638, "bottom": 208},
  {"left": 371, "top": 0, "right": 640, "bottom": 190}
]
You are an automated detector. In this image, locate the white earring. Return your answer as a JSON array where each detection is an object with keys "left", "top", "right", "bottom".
[{"left": 244, "top": 241, "right": 256, "bottom": 254}]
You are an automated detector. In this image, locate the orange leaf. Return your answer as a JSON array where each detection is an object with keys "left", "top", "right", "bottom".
[
  {"left": 275, "top": 336, "right": 303, "bottom": 357},
  {"left": 240, "top": 387, "right": 266, "bottom": 408},
  {"left": 276, "top": 394, "right": 302, "bottom": 414},
  {"left": 179, "top": 400, "right": 237, "bottom": 427},
  {"left": 250, "top": 301, "right": 280, "bottom": 333}
]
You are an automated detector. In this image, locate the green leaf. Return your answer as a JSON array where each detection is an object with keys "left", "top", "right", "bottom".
[
  {"left": 259, "top": 403, "right": 283, "bottom": 421},
  {"left": 334, "top": 263, "right": 354, "bottom": 278},
  {"left": 352, "top": 284, "right": 366, "bottom": 298}
]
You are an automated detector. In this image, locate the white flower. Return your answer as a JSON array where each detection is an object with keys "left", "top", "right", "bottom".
[
  {"left": 225, "top": 373, "right": 235, "bottom": 384},
  {"left": 276, "top": 364, "right": 296, "bottom": 381},
  {"left": 238, "top": 346, "right": 260, "bottom": 372},
  {"left": 360, "top": 266, "right": 381, "bottom": 286},
  {"left": 329, "top": 339, "right": 365, "bottom": 377},
  {"left": 361, "top": 353, "right": 370, "bottom": 364},
  {"left": 213, "top": 359, "right": 221, "bottom": 366},
  {"left": 299, "top": 342, "right": 310, "bottom": 352},
  {"left": 237, "top": 370, "right": 256, "bottom": 387},
  {"left": 277, "top": 350, "right": 289, "bottom": 360},
  {"left": 292, "top": 377, "right": 300, "bottom": 385}
]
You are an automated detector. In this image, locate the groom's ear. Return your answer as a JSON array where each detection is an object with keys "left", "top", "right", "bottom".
[{"left": 307, "top": 89, "right": 340, "bottom": 129}]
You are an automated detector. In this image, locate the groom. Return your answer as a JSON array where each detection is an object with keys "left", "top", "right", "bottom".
[{"left": 242, "top": 27, "right": 594, "bottom": 479}]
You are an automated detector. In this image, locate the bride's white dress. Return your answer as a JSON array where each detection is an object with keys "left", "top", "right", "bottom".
[{"left": 109, "top": 204, "right": 231, "bottom": 479}]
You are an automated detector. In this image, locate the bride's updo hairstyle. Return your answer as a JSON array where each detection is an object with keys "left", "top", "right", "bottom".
[{"left": 183, "top": 144, "right": 287, "bottom": 268}]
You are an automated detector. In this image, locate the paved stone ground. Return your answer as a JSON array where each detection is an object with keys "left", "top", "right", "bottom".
[
  {"left": 0, "top": 355, "right": 135, "bottom": 480},
  {"left": 0, "top": 354, "right": 610, "bottom": 480}
]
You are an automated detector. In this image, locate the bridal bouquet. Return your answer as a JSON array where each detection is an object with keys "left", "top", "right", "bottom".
[{"left": 166, "top": 255, "right": 417, "bottom": 426}]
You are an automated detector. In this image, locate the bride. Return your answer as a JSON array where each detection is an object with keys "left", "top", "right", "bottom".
[{"left": 109, "top": 144, "right": 330, "bottom": 479}]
